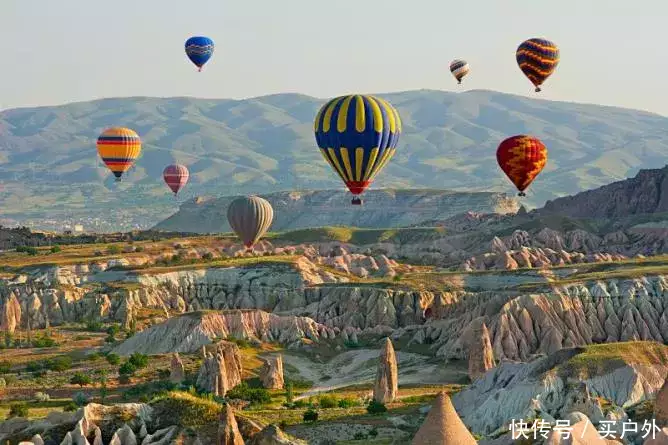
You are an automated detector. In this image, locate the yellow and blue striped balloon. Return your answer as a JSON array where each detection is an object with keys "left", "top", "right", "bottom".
[
  {"left": 313, "top": 94, "right": 401, "bottom": 204},
  {"left": 96, "top": 127, "right": 142, "bottom": 182}
]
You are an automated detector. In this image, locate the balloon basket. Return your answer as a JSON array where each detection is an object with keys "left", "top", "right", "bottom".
[
  {"left": 518, "top": 192, "right": 526, "bottom": 197},
  {"left": 115, "top": 177, "right": 122, "bottom": 183},
  {"left": 535, "top": 87, "right": 541, "bottom": 93},
  {"left": 351, "top": 197, "right": 363, "bottom": 206}
]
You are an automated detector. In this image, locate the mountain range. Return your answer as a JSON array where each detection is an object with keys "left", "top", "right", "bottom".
[{"left": 2, "top": 89, "right": 668, "bottom": 231}]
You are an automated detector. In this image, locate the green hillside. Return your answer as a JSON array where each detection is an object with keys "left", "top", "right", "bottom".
[{"left": 2, "top": 89, "right": 667, "bottom": 231}]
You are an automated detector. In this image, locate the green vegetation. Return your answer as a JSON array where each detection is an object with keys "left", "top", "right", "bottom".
[
  {"left": 303, "top": 408, "right": 318, "bottom": 422},
  {"left": 225, "top": 382, "right": 272, "bottom": 405},
  {"left": 106, "top": 353, "right": 121, "bottom": 365},
  {"left": 273, "top": 226, "right": 446, "bottom": 245},
  {"left": 366, "top": 400, "right": 388, "bottom": 415},
  {"left": 70, "top": 372, "right": 92, "bottom": 387},
  {"left": 151, "top": 391, "right": 222, "bottom": 429},
  {"left": 558, "top": 341, "right": 668, "bottom": 379},
  {"left": 8, "top": 402, "right": 29, "bottom": 418}
]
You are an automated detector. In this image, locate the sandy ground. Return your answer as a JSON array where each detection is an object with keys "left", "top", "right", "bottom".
[{"left": 277, "top": 348, "right": 466, "bottom": 399}]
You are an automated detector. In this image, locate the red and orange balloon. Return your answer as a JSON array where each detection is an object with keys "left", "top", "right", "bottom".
[{"left": 496, "top": 135, "right": 547, "bottom": 197}]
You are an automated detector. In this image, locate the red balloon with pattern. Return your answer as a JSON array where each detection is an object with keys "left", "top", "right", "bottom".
[
  {"left": 496, "top": 135, "right": 548, "bottom": 197},
  {"left": 163, "top": 164, "right": 190, "bottom": 196}
]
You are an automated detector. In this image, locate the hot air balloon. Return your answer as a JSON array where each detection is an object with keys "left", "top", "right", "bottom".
[
  {"left": 314, "top": 94, "right": 401, "bottom": 205},
  {"left": 185, "top": 36, "right": 214, "bottom": 71},
  {"left": 450, "top": 59, "right": 470, "bottom": 84},
  {"left": 163, "top": 164, "right": 190, "bottom": 196},
  {"left": 96, "top": 127, "right": 142, "bottom": 182},
  {"left": 227, "top": 196, "right": 274, "bottom": 248},
  {"left": 496, "top": 135, "right": 548, "bottom": 197},
  {"left": 516, "top": 38, "right": 559, "bottom": 92}
]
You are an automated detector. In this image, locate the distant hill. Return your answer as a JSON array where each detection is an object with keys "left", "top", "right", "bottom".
[
  {"left": 152, "top": 189, "right": 519, "bottom": 233},
  {"left": 537, "top": 165, "right": 668, "bottom": 218},
  {"left": 2, "top": 89, "right": 668, "bottom": 231}
]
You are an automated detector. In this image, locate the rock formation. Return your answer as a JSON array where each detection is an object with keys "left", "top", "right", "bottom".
[
  {"left": 373, "top": 338, "right": 398, "bottom": 404},
  {"left": 196, "top": 341, "right": 243, "bottom": 396},
  {"left": 259, "top": 355, "right": 284, "bottom": 390},
  {"left": 544, "top": 417, "right": 620, "bottom": 444},
  {"left": 540, "top": 165, "right": 668, "bottom": 218},
  {"left": 411, "top": 392, "right": 477, "bottom": 445},
  {"left": 453, "top": 345, "right": 668, "bottom": 435},
  {"left": 656, "top": 374, "right": 668, "bottom": 427},
  {"left": 169, "top": 353, "right": 185, "bottom": 384},
  {"left": 217, "top": 405, "right": 245, "bottom": 445},
  {"left": 247, "top": 425, "right": 306, "bottom": 445},
  {"left": 0, "top": 293, "right": 22, "bottom": 334},
  {"left": 464, "top": 319, "right": 495, "bottom": 381}
]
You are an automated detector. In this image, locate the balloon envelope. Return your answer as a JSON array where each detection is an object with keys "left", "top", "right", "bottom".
[
  {"left": 516, "top": 38, "right": 559, "bottom": 92},
  {"left": 496, "top": 135, "right": 548, "bottom": 196},
  {"left": 96, "top": 127, "right": 142, "bottom": 181},
  {"left": 163, "top": 164, "right": 190, "bottom": 195},
  {"left": 313, "top": 94, "right": 401, "bottom": 199},
  {"left": 185, "top": 36, "right": 214, "bottom": 70},
  {"left": 227, "top": 196, "right": 274, "bottom": 248},
  {"left": 450, "top": 59, "right": 470, "bottom": 84}
]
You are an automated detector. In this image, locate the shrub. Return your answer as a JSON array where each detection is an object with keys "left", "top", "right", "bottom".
[
  {"left": 226, "top": 382, "right": 271, "bottom": 405},
  {"left": 73, "top": 391, "right": 89, "bottom": 406},
  {"left": 353, "top": 432, "right": 367, "bottom": 440},
  {"left": 46, "top": 356, "right": 73, "bottom": 372},
  {"left": 26, "top": 361, "right": 44, "bottom": 372},
  {"left": 8, "top": 403, "right": 29, "bottom": 418},
  {"left": 17, "top": 246, "right": 39, "bottom": 256},
  {"left": 70, "top": 372, "right": 92, "bottom": 387},
  {"left": 106, "top": 353, "right": 121, "bottom": 365},
  {"left": 34, "top": 392, "right": 50, "bottom": 402},
  {"left": 366, "top": 400, "right": 387, "bottom": 415},
  {"left": 318, "top": 394, "right": 338, "bottom": 409},
  {"left": 202, "top": 252, "right": 213, "bottom": 260},
  {"left": 107, "top": 245, "right": 122, "bottom": 254},
  {"left": 151, "top": 391, "right": 222, "bottom": 429},
  {"left": 369, "top": 429, "right": 378, "bottom": 437},
  {"left": 119, "top": 362, "right": 137, "bottom": 376},
  {"left": 106, "top": 325, "right": 120, "bottom": 336},
  {"left": 50, "top": 246, "right": 62, "bottom": 253},
  {"left": 337, "top": 397, "right": 359, "bottom": 408},
  {"left": 303, "top": 409, "right": 318, "bottom": 422},
  {"left": 63, "top": 402, "right": 78, "bottom": 412},
  {"left": 32, "top": 334, "right": 57, "bottom": 348},
  {"left": 0, "top": 360, "right": 11, "bottom": 373},
  {"left": 128, "top": 353, "right": 149, "bottom": 369},
  {"left": 134, "top": 246, "right": 144, "bottom": 252},
  {"left": 285, "top": 381, "right": 294, "bottom": 404},
  {"left": 158, "top": 369, "right": 170, "bottom": 379},
  {"left": 86, "top": 320, "right": 104, "bottom": 332}
]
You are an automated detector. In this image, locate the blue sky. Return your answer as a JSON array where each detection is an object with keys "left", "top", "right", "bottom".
[{"left": 1, "top": 0, "right": 666, "bottom": 115}]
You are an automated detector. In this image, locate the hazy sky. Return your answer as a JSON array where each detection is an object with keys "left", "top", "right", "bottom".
[{"left": 1, "top": 0, "right": 667, "bottom": 115}]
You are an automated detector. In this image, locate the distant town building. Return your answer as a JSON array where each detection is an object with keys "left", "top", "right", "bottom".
[{"left": 74, "top": 224, "right": 84, "bottom": 233}]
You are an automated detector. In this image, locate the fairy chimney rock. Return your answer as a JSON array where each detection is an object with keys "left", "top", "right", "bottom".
[
  {"left": 217, "top": 405, "right": 245, "bottom": 445},
  {"left": 259, "top": 355, "right": 284, "bottom": 390},
  {"left": 373, "top": 337, "right": 398, "bottom": 404},
  {"left": 467, "top": 321, "right": 496, "bottom": 381},
  {"left": 411, "top": 392, "right": 477, "bottom": 445},
  {"left": 196, "top": 341, "right": 243, "bottom": 396}
]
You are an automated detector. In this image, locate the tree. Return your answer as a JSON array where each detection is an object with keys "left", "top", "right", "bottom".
[
  {"left": 285, "top": 381, "right": 294, "bottom": 404},
  {"left": 128, "top": 353, "right": 149, "bottom": 369},
  {"left": 95, "top": 369, "right": 108, "bottom": 404},
  {"left": 70, "top": 372, "right": 92, "bottom": 387},
  {"left": 105, "top": 353, "right": 121, "bottom": 365},
  {"left": 303, "top": 409, "right": 318, "bottom": 422},
  {"left": 8, "top": 403, "right": 28, "bottom": 418},
  {"left": 119, "top": 361, "right": 137, "bottom": 376},
  {"left": 366, "top": 400, "right": 387, "bottom": 415}
]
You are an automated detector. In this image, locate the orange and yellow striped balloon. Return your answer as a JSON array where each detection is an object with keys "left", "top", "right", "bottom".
[{"left": 96, "top": 127, "right": 142, "bottom": 181}]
